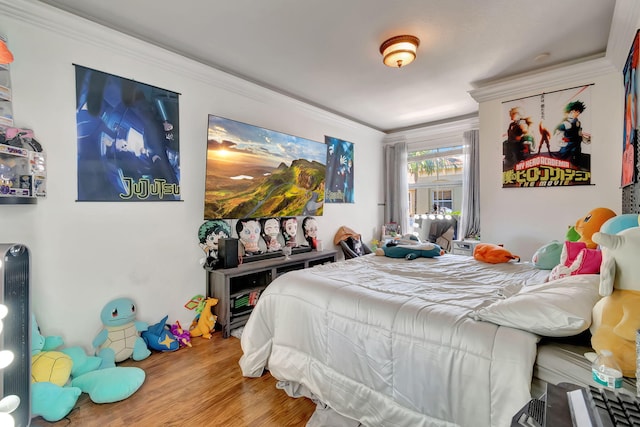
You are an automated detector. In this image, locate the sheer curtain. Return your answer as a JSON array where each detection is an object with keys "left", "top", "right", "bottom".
[
  {"left": 383, "top": 141, "right": 409, "bottom": 235},
  {"left": 459, "top": 129, "right": 480, "bottom": 239}
]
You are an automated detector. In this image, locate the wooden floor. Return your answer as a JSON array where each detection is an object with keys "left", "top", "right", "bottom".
[{"left": 31, "top": 332, "right": 316, "bottom": 426}]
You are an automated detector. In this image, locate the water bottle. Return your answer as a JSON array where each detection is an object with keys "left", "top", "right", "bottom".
[{"left": 592, "top": 349, "right": 623, "bottom": 389}]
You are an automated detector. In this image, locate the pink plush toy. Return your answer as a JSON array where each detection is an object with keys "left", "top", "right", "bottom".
[{"left": 548, "top": 241, "right": 602, "bottom": 281}]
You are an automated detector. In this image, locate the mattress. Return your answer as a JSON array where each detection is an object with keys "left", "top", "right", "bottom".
[{"left": 239, "top": 254, "right": 551, "bottom": 427}]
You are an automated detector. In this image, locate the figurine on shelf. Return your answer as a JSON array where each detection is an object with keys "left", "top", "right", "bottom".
[
  {"left": 236, "top": 219, "right": 262, "bottom": 255},
  {"left": 281, "top": 217, "right": 299, "bottom": 248},
  {"left": 198, "top": 220, "right": 231, "bottom": 269},
  {"left": 302, "top": 217, "right": 319, "bottom": 249},
  {"left": 260, "top": 217, "right": 282, "bottom": 252}
]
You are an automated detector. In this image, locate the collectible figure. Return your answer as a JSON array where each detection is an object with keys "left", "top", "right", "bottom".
[
  {"left": 236, "top": 219, "right": 262, "bottom": 255},
  {"left": 198, "top": 220, "right": 231, "bottom": 269},
  {"left": 302, "top": 216, "right": 319, "bottom": 249},
  {"left": 260, "top": 217, "right": 282, "bottom": 252},
  {"left": 281, "top": 217, "right": 298, "bottom": 248}
]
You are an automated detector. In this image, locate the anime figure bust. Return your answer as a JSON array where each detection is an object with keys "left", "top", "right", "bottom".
[
  {"left": 236, "top": 219, "right": 262, "bottom": 255},
  {"left": 198, "top": 220, "right": 231, "bottom": 269},
  {"left": 260, "top": 217, "right": 282, "bottom": 252},
  {"left": 302, "top": 216, "right": 319, "bottom": 249},
  {"left": 281, "top": 217, "right": 298, "bottom": 248}
]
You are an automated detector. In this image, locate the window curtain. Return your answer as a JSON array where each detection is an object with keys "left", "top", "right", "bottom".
[
  {"left": 459, "top": 130, "right": 480, "bottom": 239},
  {"left": 384, "top": 141, "right": 409, "bottom": 235}
]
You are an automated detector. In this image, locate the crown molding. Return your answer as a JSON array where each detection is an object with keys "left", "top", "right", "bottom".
[
  {"left": 605, "top": 0, "right": 640, "bottom": 70},
  {"left": 0, "top": 0, "right": 376, "bottom": 134},
  {"left": 384, "top": 115, "right": 479, "bottom": 147},
  {"left": 468, "top": 56, "right": 615, "bottom": 104}
]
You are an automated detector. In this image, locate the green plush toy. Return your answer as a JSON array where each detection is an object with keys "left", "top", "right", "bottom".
[
  {"left": 31, "top": 314, "right": 146, "bottom": 422},
  {"left": 375, "top": 242, "right": 443, "bottom": 259}
]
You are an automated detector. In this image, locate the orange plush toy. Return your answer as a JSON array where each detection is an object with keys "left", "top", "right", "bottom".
[
  {"left": 574, "top": 207, "right": 617, "bottom": 249},
  {"left": 473, "top": 243, "right": 520, "bottom": 264}
]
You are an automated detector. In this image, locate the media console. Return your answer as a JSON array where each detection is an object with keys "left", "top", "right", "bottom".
[{"left": 207, "top": 249, "right": 337, "bottom": 338}]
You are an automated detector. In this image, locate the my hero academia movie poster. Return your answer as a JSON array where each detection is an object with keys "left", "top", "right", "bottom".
[
  {"left": 622, "top": 29, "right": 639, "bottom": 188},
  {"left": 75, "top": 65, "right": 181, "bottom": 201},
  {"left": 502, "top": 84, "right": 593, "bottom": 188},
  {"left": 324, "top": 136, "right": 354, "bottom": 203}
]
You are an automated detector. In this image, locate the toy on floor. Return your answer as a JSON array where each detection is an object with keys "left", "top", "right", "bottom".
[
  {"left": 189, "top": 297, "right": 219, "bottom": 339},
  {"left": 141, "top": 315, "right": 179, "bottom": 352},
  {"left": 590, "top": 217, "right": 640, "bottom": 377},
  {"left": 473, "top": 243, "right": 520, "bottom": 264},
  {"left": 31, "top": 314, "right": 146, "bottom": 422},
  {"left": 93, "top": 297, "right": 151, "bottom": 366},
  {"left": 170, "top": 320, "right": 192, "bottom": 348},
  {"left": 375, "top": 242, "right": 443, "bottom": 259}
]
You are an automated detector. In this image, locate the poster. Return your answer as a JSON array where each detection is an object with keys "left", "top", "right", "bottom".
[
  {"left": 324, "top": 136, "right": 354, "bottom": 203},
  {"left": 502, "top": 85, "right": 593, "bottom": 188},
  {"left": 75, "top": 65, "right": 181, "bottom": 201},
  {"left": 205, "top": 115, "right": 325, "bottom": 218},
  {"left": 622, "top": 29, "right": 639, "bottom": 188}
]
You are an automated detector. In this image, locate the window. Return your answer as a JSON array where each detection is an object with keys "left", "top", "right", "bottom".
[{"left": 407, "top": 145, "right": 464, "bottom": 217}]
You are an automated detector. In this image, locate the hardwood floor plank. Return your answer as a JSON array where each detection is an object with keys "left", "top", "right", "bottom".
[{"left": 30, "top": 332, "right": 315, "bottom": 426}]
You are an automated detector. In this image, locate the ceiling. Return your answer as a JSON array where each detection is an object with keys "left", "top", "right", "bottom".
[{"left": 37, "top": 0, "right": 617, "bottom": 133}]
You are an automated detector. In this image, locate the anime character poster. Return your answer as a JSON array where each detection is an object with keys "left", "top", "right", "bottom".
[
  {"left": 205, "top": 115, "right": 325, "bottom": 219},
  {"left": 324, "top": 136, "right": 354, "bottom": 203},
  {"left": 75, "top": 65, "right": 180, "bottom": 201},
  {"left": 502, "top": 84, "right": 593, "bottom": 188},
  {"left": 622, "top": 30, "right": 639, "bottom": 188}
]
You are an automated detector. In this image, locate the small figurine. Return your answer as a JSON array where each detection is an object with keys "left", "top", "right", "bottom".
[
  {"left": 260, "top": 217, "right": 282, "bottom": 252},
  {"left": 236, "top": 218, "right": 262, "bottom": 255},
  {"left": 281, "top": 217, "right": 298, "bottom": 248},
  {"left": 302, "top": 216, "right": 319, "bottom": 249}
]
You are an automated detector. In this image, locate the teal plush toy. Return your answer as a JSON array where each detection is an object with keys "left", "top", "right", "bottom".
[
  {"left": 375, "top": 243, "right": 443, "bottom": 260},
  {"left": 93, "top": 297, "right": 151, "bottom": 366},
  {"left": 31, "top": 314, "right": 146, "bottom": 422},
  {"left": 531, "top": 240, "right": 563, "bottom": 270}
]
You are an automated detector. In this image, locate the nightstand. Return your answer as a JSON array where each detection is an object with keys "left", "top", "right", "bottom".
[{"left": 451, "top": 240, "right": 481, "bottom": 256}]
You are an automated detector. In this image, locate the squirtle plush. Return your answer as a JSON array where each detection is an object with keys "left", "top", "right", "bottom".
[
  {"left": 590, "top": 219, "right": 640, "bottom": 377},
  {"left": 473, "top": 243, "right": 520, "bottom": 264},
  {"left": 375, "top": 242, "right": 443, "bottom": 259},
  {"left": 93, "top": 297, "right": 151, "bottom": 365}
]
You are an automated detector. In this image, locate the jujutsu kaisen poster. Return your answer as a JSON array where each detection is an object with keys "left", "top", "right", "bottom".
[
  {"left": 324, "top": 136, "right": 354, "bottom": 203},
  {"left": 502, "top": 84, "right": 593, "bottom": 188},
  {"left": 75, "top": 65, "right": 181, "bottom": 201}
]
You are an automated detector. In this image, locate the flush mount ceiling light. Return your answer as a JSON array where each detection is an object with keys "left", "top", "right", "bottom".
[{"left": 379, "top": 35, "right": 420, "bottom": 68}]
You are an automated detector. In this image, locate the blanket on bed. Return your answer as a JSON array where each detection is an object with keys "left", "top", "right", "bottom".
[{"left": 240, "top": 254, "right": 551, "bottom": 427}]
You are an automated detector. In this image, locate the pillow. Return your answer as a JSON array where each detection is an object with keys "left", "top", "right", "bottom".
[{"left": 471, "top": 274, "right": 601, "bottom": 337}]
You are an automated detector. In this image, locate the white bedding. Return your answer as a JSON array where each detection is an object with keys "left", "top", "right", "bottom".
[{"left": 239, "top": 254, "right": 551, "bottom": 427}]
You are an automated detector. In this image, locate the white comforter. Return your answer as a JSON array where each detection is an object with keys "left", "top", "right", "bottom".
[{"left": 239, "top": 254, "right": 550, "bottom": 427}]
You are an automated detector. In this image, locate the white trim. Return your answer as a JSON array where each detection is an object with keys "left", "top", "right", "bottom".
[{"left": 384, "top": 116, "right": 479, "bottom": 149}]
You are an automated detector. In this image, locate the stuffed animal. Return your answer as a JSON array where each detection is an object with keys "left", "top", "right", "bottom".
[
  {"left": 93, "top": 297, "right": 151, "bottom": 366},
  {"left": 531, "top": 240, "right": 563, "bottom": 270},
  {"left": 189, "top": 297, "right": 219, "bottom": 339},
  {"left": 31, "top": 314, "right": 146, "bottom": 422},
  {"left": 548, "top": 241, "right": 602, "bottom": 281},
  {"left": 375, "top": 242, "right": 443, "bottom": 259},
  {"left": 170, "top": 320, "right": 192, "bottom": 348},
  {"left": 574, "top": 207, "right": 617, "bottom": 249},
  {"left": 473, "top": 243, "right": 520, "bottom": 264},
  {"left": 141, "top": 315, "right": 179, "bottom": 352},
  {"left": 590, "top": 220, "right": 640, "bottom": 377}
]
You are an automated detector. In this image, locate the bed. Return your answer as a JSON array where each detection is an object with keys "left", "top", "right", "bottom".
[{"left": 239, "top": 253, "right": 602, "bottom": 427}]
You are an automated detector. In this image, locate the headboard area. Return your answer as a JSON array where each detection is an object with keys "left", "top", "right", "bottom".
[{"left": 622, "top": 181, "right": 640, "bottom": 214}]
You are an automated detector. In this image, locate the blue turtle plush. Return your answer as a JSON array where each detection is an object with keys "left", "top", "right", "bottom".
[{"left": 93, "top": 297, "right": 151, "bottom": 366}]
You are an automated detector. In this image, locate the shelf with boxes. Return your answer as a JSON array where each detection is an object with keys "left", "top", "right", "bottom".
[
  {"left": 0, "top": 142, "right": 46, "bottom": 204},
  {"left": 208, "top": 249, "right": 337, "bottom": 337}
]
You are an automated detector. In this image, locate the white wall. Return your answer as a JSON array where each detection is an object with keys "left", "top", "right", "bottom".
[
  {"left": 477, "top": 70, "right": 623, "bottom": 260},
  {"left": 0, "top": 1, "right": 384, "bottom": 347}
]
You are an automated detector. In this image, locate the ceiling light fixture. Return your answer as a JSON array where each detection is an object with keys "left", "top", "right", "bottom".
[{"left": 379, "top": 35, "right": 420, "bottom": 68}]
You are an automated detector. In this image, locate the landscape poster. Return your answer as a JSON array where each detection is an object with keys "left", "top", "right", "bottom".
[
  {"left": 501, "top": 84, "right": 593, "bottom": 188},
  {"left": 325, "top": 136, "right": 354, "bottom": 203},
  {"left": 75, "top": 65, "right": 181, "bottom": 201},
  {"left": 204, "top": 115, "right": 326, "bottom": 219}
]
